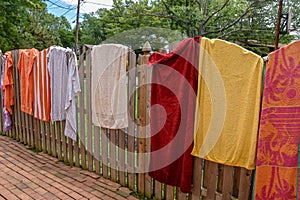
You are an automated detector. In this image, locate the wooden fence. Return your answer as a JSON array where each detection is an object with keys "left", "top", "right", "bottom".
[{"left": 0, "top": 46, "right": 254, "bottom": 200}]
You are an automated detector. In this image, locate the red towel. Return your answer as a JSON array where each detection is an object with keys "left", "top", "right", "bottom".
[{"left": 148, "top": 36, "right": 200, "bottom": 193}]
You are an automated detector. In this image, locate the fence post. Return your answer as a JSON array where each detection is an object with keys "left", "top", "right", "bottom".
[{"left": 137, "top": 42, "right": 152, "bottom": 198}]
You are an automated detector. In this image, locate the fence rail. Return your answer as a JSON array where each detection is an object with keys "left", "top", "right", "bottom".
[{"left": 0, "top": 46, "right": 254, "bottom": 200}]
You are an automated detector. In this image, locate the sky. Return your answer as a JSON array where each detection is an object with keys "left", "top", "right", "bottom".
[{"left": 46, "top": 0, "right": 113, "bottom": 25}]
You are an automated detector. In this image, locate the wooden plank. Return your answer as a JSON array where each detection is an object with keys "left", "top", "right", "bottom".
[
  {"left": 68, "top": 137, "right": 74, "bottom": 166},
  {"left": 217, "top": 164, "right": 224, "bottom": 193},
  {"left": 118, "top": 129, "right": 126, "bottom": 186},
  {"left": 203, "top": 161, "right": 218, "bottom": 200},
  {"left": 74, "top": 92, "right": 80, "bottom": 167},
  {"left": 45, "top": 122, "right": 51, "bottom": 154},
  {"left": 30, "top": 115, "right": 34, "bottom": 147},
  {"left": 85, "top": 48, "right": 93, "bottom": 172},
  {"left": 12, "top": 50, "right": 19, "bottom": 140},
  {"left": 110, "top": 129, "right": 117, "bottom": 182},
  {"left": 22, "top": 112, "right": 26, "bottom": 144},
  {"left": 56, "top": 121, "right": 62, "bottom": 161},
  {"left": 154, "top": 181, "right": 162, "bottom": 199},
  {"left": 25, "top": 113, "right": 30, "bottom": 145},
  {"left": 33, "top": 119, "right": 38, "bottom": 149},
  {"left": 191, "top": 157, "right": 202, "bottom": 200},
  {"left": 137, "top": 59, "right": 147, "bottom": 195},
  {"left": 232, "top": 167, "right": 241, "bottom": 198},
  {"left": 35, "top": 118, "right": 42, "bottom": 150},
  {"left": 221, "top": 166, "right": 234, "bottom": 200},
  {"left": 145, "top": 54, "right": 152, "bottom": 198},
  {"left": 177, "top": 189, "right": 187, "bottom": 200},
  {"left": 127, "top": 51, "right": 136, "bottom": 191},
  {"left": 237, "top": 168, "right": 252, "bottom": 200},
  {"left": 79, "top": 46, "right": 86, "bottom": 170},
  {"left": 51, "top": 121, "right": 57, "bottom": 157},
  {"left": 61, "top": 121, "right": 68, "bottom": 163},
  {"left": 165, "top": 185, "right": 175, "bottom": 200},
  {"left": 29, "top": 115, "right": 34, "bottom": 146},
  {"left": 74, "top": 139, "right": 80, "bottom": 167},
  {"left": 102, "top": 128, "right": 109, "bottom": 178},
  {"left": 14, "top": 50, "right": 21, "bottom": 141},
  {"left": 94, "top": 126, "right": 101, "bottom": 174},
  {"left": 41, "top": 122, "right": 46, "bottom": 153}
]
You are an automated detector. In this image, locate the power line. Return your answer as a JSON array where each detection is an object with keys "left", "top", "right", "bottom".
[
  {"left": 61, "top": 4, "right": 78, "bottom": 16},
  {"left": 48, "top": 0, "right": 61, "bottom": 8},
  {"left": 84, "top": 1, "right": 113, "bottom": 8},
  {"left": 46, "top": 0, "right": 74, "bottom": 10}
]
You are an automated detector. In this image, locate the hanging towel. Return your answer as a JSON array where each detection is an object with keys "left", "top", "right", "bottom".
[
  {"left": 3, "top": 51, "right": 14, "bottom": 115},
  {"left": 192, "top": 37, "right": 263, "bottom": 170},
  {"left": 18, "top": 48, "right": 39, "bottom": 115},
  {"left": 148, "top": 36, "right": 200, "bottom": 193},
  {"left": 91, "top": 44, "right": 128, "bottom": 129},
  {"left": 64, "top": 51, "right": 81, "bottom": 141},
  {"left": 254, "top": 40, "right": 300, "bottom": 200},
  {"left": 33, "top": 48, "right": 51, "bottom": 122},
  {"left": 0, "top": 54, "right": 12, "bottom": 131},
  {"left": 47, "top": 46, "right": 69, "bottom": 121}
]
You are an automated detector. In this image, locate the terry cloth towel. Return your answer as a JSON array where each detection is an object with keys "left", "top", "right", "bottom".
[
  {"left": 0, "top": 54, "right": 12, "bottom": 131},
  {"left": 91, "top": 44, "right": 128, "bottom": 129},
  {"left": 47, "top": 46, "right": 69, "bottom": 121},
  {"left": 191, "top": 37, "right": 263, "bottom": 170},
  {"left": 34, "top": 48, "right": 51, "bottom": 122},
  {"left": 64, "top": 51, "right": 81, "bottom": 141},
  {"left": 18, "top": 48, "right": 39, "bottom": 115},
  {"left": 3, "top": 51, "right": 14, "bottom": 115},
  {"left": 254, "top": 40, "right": 300, "bottom": 200},
  {"left": 148, "top": 36, "right": 200, "bottom": 193}
]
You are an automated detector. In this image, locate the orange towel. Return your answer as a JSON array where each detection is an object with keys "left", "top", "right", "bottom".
[
  {"left": 33, "top": 48, "right": 51, "bottom": 121},
  {"left": 3, "top": 51, "right": 14, "bottom": 114},
  {"left": 254, "top": 40, "right": 300, "bottom": 199},
  {"left": 18, "top": 48, "right": 39, "bottom": 115}
]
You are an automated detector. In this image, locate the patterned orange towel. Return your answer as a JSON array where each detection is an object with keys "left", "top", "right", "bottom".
[{"left": 254, "top": 40, "right": 300, "bottom": 200}]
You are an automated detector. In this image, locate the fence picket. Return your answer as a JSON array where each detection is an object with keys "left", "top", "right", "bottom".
[
  {"left": 118, "top": 129, "right": 126, "bottom": 186},
  {"left": 68, "top": 137, "right": 74, "bottom": 166},
  {"left": 127, "top": 51, "right": 136, "bottom": 191},
  {"left": 86, "top": 47, "right": 93, "bottom": 172},
  {"left": 222, "top": 165, "right": 234, "bottom": 200},
  {"left": 51, "top": 120, "right": 57, "bottom": 157},
  {"left": 94, "top": 126, "right": 101, "bottom": 174},
  {"left": 191, "top": 157, "right": 202, "bottom": 200},
  {"left": 41, "top": 122, "right": 46, "bottom": 153},
  {"left": 110, "top": 129, "right": 117, "bottom": 181},
  {"left": 12, "top": 50, "right": 19, "bottom": 140},
  {"left": 79, "top": 46, "right": 86, "bottom": 170},
  {"left": 102, "top": 128, "right": 109, "bottom": 178},
  {"left": 165, "top": 185, "right": 175, "bottom": 200},
  {"left": 238, "top": 168, "right": 253, "bottom": 200},
  {"left": 56, "top": 122, "right": 62, "bottom": 160},
  {"left": 203, "top": 161, "right": 218, "bottom": 200}
]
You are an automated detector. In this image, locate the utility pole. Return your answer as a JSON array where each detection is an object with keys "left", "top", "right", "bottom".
[
  {"left": 274, "top": 0, "right": 283, "bottom": 50},
  {"left": 75, "top": 0, "right": 81, "bottom": 54}
]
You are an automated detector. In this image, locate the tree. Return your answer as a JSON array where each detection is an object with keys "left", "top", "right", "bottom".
[
  {"left": 79, "top": 9, "right": 108, "bottom": 45},
  {"left": 0, "top": 0, "right": 74, "bottom": 52},
  {"left": 79, "top": 0, "right": 299, "bottom": 55}
]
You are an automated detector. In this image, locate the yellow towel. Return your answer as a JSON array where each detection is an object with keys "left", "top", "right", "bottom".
[{"left": 191, "top": 37, "right": 263, "bottom": 170}]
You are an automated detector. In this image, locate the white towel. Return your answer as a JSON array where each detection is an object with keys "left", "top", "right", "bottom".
[
  {"left": 91, "top": 44, "right": 128, "bottom": 129},
  {"left": 65, "top": 51, "right": 81, "bottom": 141}
]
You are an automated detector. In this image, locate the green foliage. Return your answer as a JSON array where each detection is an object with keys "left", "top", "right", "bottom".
[
  {"left": 0, "top": 0, "right": 74, "bottom": 52},
  {"left": 1, "top": 0, "right": 299, "bottom": 55},
  {"left": 78, "top": 0, "right": 299, "bottom": 55}
]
